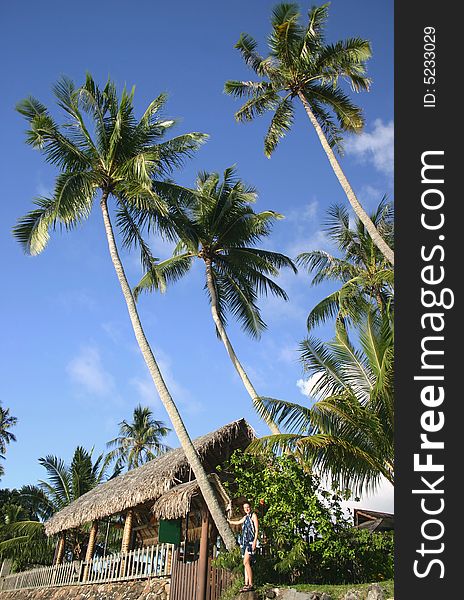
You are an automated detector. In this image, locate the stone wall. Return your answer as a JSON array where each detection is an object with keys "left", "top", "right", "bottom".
[
  {"left": 0, "top": 577, "right": 170, "bottom": 600},
  {"left": 257, "top": 583, "right": 393, "bottom": 600}
]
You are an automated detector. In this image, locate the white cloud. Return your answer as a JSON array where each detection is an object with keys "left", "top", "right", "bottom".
[
  {"left": 53, "top": 290, "right": 96, "bottom": 312},
  {"left": 345, "top": 119, "right": 394, "bottom": 175},
  {"left": 296, "top": 372, "right": 323, "bottom": 400},
  {"left": 278, "top": 344, "right": 298, "bottom": 365},
  {"left": 260, "top": 275, "right": 307, "bottom": 323},
  {"left": 142, "top": 347, "right": 205, "bottom": 415},
  {"left": 130, "top": 376, "right": 159, "bottom": 407},
  {"left": 101, "top": 321, "right": 125, "bottom": 344},
  {"left": 286, "top": 229, "right": 328, "bottom": 259},
  {"left": 67, "top": 346, "right": 115, "bottom": 396},
  {"left": 287, "top": 200, "right": 319, "bottom": 223}
]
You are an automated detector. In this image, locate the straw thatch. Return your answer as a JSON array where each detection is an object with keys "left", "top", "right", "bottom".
[
  {"left": 151, "top": 473, "right": 230, "bottom": 521},
  {"left": 44, "top": 418, "right": 254, "bottom": 536}
]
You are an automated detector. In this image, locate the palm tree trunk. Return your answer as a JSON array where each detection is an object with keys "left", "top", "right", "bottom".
[
  {"left": 99, "top": 194, "right": 237, "bottom": 551},
  {"left": 297, "top": 92, "right": 394, "bottom": 266},
  {"left": 204, "top": 259, "right": 280, "bottom": 435}
]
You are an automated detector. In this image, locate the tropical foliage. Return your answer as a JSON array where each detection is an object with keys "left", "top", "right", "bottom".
[
  {"left": 134, "top": 167, "right": 296, "bottom": 433},
  {"left": 225, "top": 2, "right": 394, "bottom": 263},
  {"left": 106, "top": 404, "right": 170, "bottom": 470},
  {"left": 0, "top": 447, "right": 119, "bottom": 569},
  {"left": 298, "top": 199, "right": 394, "bottom": 330},
  {"left": 253, "top": 308, "right": 394, "bottom": 496},
  {"left": 215, "top": 450, "right": 393, "bottom": 585},
  {"left": 0, "top": 403, "right": 17, "bottom": 479}
]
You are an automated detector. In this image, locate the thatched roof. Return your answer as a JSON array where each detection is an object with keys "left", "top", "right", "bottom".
[
  {"left": 151, "top": 473, "right": 231, "bottom": 521},
  {"left": 45, "top": 418, "right": 254, "bottom": 536}
]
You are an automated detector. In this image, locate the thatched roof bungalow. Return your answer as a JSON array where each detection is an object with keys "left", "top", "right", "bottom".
[{"left": 45, "top": 418, "right": 254, "bottom": 569}]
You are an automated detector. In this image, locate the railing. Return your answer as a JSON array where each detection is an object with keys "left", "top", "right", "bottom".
[{"left": 0, "top": 543, "right": 174, "bottom": 592}]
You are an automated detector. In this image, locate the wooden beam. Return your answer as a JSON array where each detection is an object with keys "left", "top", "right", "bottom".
[
  {"left": 54, "top": 532, "right": 66, "bottom": 565},
  {"left": 197, "top": 510, "right": 210, "bottom": 600},
  {"left": 120, "top": 509, "right": 134, "bottom": 578},
  {"left": 121, "top": 509, "right": 134, "bottom": 554},
  {"left": 83, "top": 521, "right": 99, "bottom": 581}
]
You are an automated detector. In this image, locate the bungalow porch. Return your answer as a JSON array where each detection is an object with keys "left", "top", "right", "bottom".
[{"left": 0, "top": 418, "right": 254, "bottom": 598}]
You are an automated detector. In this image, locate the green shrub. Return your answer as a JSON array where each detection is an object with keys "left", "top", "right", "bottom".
[{"left": 217, "top": 450, "right": 394, "bottom": 585}]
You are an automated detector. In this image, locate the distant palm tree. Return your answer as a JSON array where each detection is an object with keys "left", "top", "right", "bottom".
[
  {"left": 107, "top": 405, "right": 170, "bottom": 470},
  {"left": 0, "top": 403, "right": 17, "bottom": 478},
  {"left": 252, "top": 309, "right": 394, "bottom": 496},
  {"left": 0, "top": 446, "right": 116, "bottom": 567},
  {"left": 14, "top": 75, "right": 236, "bottom": 549},
  {"left": 225, "top": 3, "right": 394, "bottom": 264},
  {"left": 297, "top": 199, "right": 394, "bottom": 330},
  {"left": 134, "top": 167, "right": 296, "bottom": 434}
]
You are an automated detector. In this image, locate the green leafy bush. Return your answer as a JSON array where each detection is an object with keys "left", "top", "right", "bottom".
[{"left": 217, "top": 450, "right": 394, "bottom": 585}]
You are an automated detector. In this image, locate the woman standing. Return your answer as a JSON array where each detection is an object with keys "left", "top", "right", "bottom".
[{"left": 228, "top": 501, "right": 259, "bottom": 592}]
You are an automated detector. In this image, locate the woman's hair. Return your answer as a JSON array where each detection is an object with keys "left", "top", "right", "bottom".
[{"left": 243, "top": 500, "right": 252, "bottom": 508}]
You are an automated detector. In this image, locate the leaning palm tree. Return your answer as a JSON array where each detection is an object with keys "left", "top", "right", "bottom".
[
  {"left": 298, "top": 199, "right": 394, "bottom": 330},
  {"left": 134, "top": 167, "right": 297, "bottom": 434},
  {"left": 0, "top": 403, "right": 17, "bottom": 478},
  {"left": 224, "top": 3, "right": 394, "bottom": 264},
  {"left": 13, "top": 75, "right": 236, "bottom": 549},
  {"left": 106, "top": 404, "right": 170, "bottom": 470},
  {"left": 251, "top": 309, "right": 394, "bottom": 496}
]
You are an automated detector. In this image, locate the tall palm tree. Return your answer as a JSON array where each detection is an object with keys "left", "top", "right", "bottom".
[
  {"left": 251, "top": 309, "right": 394, "bottom": 496},
  {"left": 0, "top": 446, "right": 115, "bottom": 567},
  {"left": 0, "top": 403, "right": 17, "bottom": 478},
  {"left": 13, "top": 75, "right": 236, "bottom": 549},
  {"left": 224, "top": 3, "right": 394, "bottom": 264},
  {"left": 106, "top": 404, "right": 170, "bottom": 470},
  {"left": 298, "top": 199, "right": 394, "bottom": 330},
  {"left": 133, "top": 167, "right": 297, "bottom": 434}
]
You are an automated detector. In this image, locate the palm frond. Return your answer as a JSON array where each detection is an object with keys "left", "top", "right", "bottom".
[
  {"left": 133, "top": 253, "right": 193, "bottom": 298},
  {"left": 256, "top": 396, "right": 314, "bottom": 434},
  {"left": 269, "top": 3, "right": 303, "bottom": 66},
  {"left": 234, "top": 34, "right": 278, "bottom": 77},
  {"left": 139, "top": 92, "right": 168, "bottom": 127},
  {"left": 212, "top": 265, "right": 266, "bottom": 339},
  {"left": 234, "top": 91, "right": 280, "bottom": 123},
  {"left": 306, "top": 83, "right": 364, "bottom": 132},
  {"left": 115, "top": 198, "right": 157, "bottom": 274},
  {"left": 155, "top": 132, "right": 209, "bottom": 176},
  {"left": 264, "top": 95, "right": 294, "bottom": 157},
  {"left": 37, "top": 456, "right": 72, "bottom": 508},
  {"left": 224, "top": 80, "right": 274, "bottom": 99},
  {"left": 13, "top": 197, "right": 59, "bottom": 255}
]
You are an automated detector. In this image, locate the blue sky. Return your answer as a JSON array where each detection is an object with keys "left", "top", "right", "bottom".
[{"left": 0, "top": 0, "right": 393, "bottom": 511}]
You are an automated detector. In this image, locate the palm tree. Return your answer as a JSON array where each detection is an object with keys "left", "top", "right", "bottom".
[
  {"left": 106, "top": 404, "right": 170, "bottom": 470},
  {"left": 0, "top": 403, "right": 17, "bottom": 478},
  {"left": 133, "top": 167, "right": 297, "bottom": 434},
  {"left": 0, "top": 446, "right": 115, "bottom": 567},
  {"left": 298, "top": 199, "right": 394, "bottom": 330},
  {"left": 224, "top": 3, "right": 394, "bottom": 265},
  {"left": 251, "top": 309, "right": 394, "bottom": 496},
  {"left": 13, "top": 75, "right": 236, "bottom": 549}
]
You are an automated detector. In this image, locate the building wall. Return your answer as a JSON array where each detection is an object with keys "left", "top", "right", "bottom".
[{"left": 0, "top": 577, "right": 170, "bottom": 600}]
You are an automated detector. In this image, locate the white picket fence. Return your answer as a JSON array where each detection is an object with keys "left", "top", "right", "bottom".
[{"left": 0, "top": 543, "right": 174, "bottom": 592}]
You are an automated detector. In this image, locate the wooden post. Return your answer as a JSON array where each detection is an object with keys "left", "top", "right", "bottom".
[
  {"left": 197, "top": 510, "right": 210, "bottom": 600},
  {"left": 54, "top": 532, "right": 66, "bottom": 565},
  {"left": 121, "top": 509, "right": 134, "bottom": 553},
  {"left": 120, "top": 509, "right": 134, "bottom": 578},
  {"left": 83, "top": 521, "right": 99, "bottom": 581}
]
